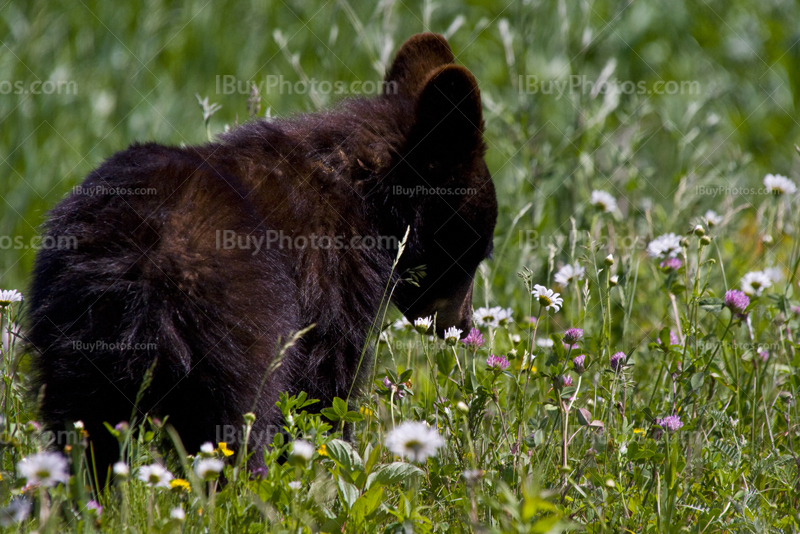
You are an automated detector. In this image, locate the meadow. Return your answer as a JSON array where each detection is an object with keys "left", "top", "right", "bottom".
[{"left": 2, "top": 0, "right": 800, "bottom": 531}]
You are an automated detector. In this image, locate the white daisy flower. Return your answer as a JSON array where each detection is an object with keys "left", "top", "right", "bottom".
[
  {"left": 763, "top": 173, "right": 797, "bottom": 195},
  {"left": 0, "top": 498, "right": 31, "bottom": 527},
  {"left": 0, "top": 290, "right": 23, "bottom": 307},
  {"left": 553, "top": 263, "right": 586, "bottom": 286},
  {"left": 413, "top": 316, "right": 433, "bottom": 334},
  {"left": 496, "top": 307, "right": 514, "bottom": 326},
  {"left": 704, "top": 210, "right": 723, "bottom": 227},
  {"left": 536, "top": 338, "right": 555, "bottom": 348},
  {"left": 647, "top": 233, "right": 682, "bottom": 258},
  {"left": 392, "top": 316, "right": 412, "bottom": 331},
  {"left": 194, "top": 458, "right": 224, "bottom": 480},
  {"left": 137, "top": 464, "right": 173, "bottom": 488},
  {"left": 763, "top": 266, "right": 784, "bottom": 284},
  {"left": 443, "top": 326, "right": 462, "bottom": 345},
  {"left": 170, "top": 507, "right": 186, "bottom": 521},
  {"left": 473, "top": 306, "right": 500, "bottom": 328},
  {"left": 740, "top": 271, "right": 772, "bottom": 296},
  {"left": 531, "top": 285, "right": 563, "bottom": 313},
  {"left": 385, "top": 421, "right": 444, "bottom": 463},
  {"left": 199, "top": 442, "right": 215, "bottom": 455},
  {"left": 16, "top": 452, "right": 69, "bottom": 487},
  {"left": 113, "top": 462, "right": 130, "bottom": 478},
  {"left": 290, "top": 440, "right": 314, "bottom": 462},
  {"left": 590, "top": 190, "right": 618, "bottom": 213},
  {"left": 288, "top": 481, "right": 302, "bottom": 490}
]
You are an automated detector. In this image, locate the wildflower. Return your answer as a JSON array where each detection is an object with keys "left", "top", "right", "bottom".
[
  {"left": 529, "top": 316, "right": 538, "bottom": 325},
  {"left": 757, "top": 347, "right": 769, "bottom": 362},
  {"left": 647, "top": 233, "right": 682, "bottom": 258},
  {"left": 554, "top": 263, "right": 586, "bottom": 286},
  {"left": 763, "top": 267, "right": 785, "bottom": 284},
  {"left": 0, "top": 498, "right": 31, "bottom": 527},
  {"left": 17, "top": 452, "right": 69, "bottom": 487},
  {"left": 610, "top": 351, "right": 625, "bottom": 372},
  {"left": 290, "top": 440, "right": 314, "bottom": 462},
  {"left": 659, "top": 258, "right": 682, "bottom": 271},
  {"left": 572, "top": 354, "right": 586, "bottom": 374},
  {"left": 359, "top": 405, "right": 373, "bottom": 417},
  {"left": 195, "top": 458, "right": 224, "bottom": 480},
  {"left": 660, "top": 330, "right": 680, "bottom": 346},
  {"left": 536, "top": 338, "right": 554, "bottom": 348},
  {"left": 0, "top": 289, "right": 23, "bottom": 307},
  {"left": 113, "top": 462, "right": 130, "bottom": 479},
  {"left": 200, "top": 442, "right": 215, "bottom": 455},
  {"left": 385, "top": 421, "right": 445, "bottom": 463},
  {"left": 170, "top": 478, "right": 190, "bottom": 492},
  {"left": 510, "top": 334, "right": 521, "bottom": 344},
  {"left": 724, "top": 289, "right": 750, "bottom": 316},
  {"left": 317, "top": 444, "right": 328, "bottom": 456},
  {"left": 561, "top": 375, "right": 573, "bottom": 387},
  {"left": 563, "top": 328, "right": 583, "bottom": 344},
  {"left": 763, "top": 173, "right": 797, "bottom": 195},
  {"left": 288, "top": 481, "right": 302, "bottom": 490},
  {"left": 137, "top": 464, "right": 173, "bottom": 488},
  {"left": 392, "top": 316, "right": 412, "bottom": 331},
  {"left": 590, "top": 190, "right": 617, "bottom": 213},
  {"left": 563, "top": 342, "right": 579, "bottom": 351},
  {"left": 532, "top": 284, "right": 563, "bottom": 312},
  {"left": 114, "top": 421, "right": 129, "bottom": 433},
  {"left": 486, "top": 354, "right": 510, "bottom": 371},
  {"left": 414, "top": 316, "right": 433, "bottom": 334},
  {"left": 496, "top": 307, "right": 514, "bottom": 326},
  {"left": 740, "top": 271, "right": 772, "bottom": 296},
  {"left": 170, "top": 507, "right": 186, "bottom": 521},
  {"left": 86, "top": 500, "right": 102, "bottom": 517},
  {"left": 218, "top": 442, "right": 233, "bottom": 457},
  {"left": 444, "top": 326, "right": 463, "bottom": 346},
  {"left": 474, "top": 306, "right": 500, "bottom": 328},
  {"left": 460, "top": 328, "right": 485, "bottom": 350},
  {"left": 704, "top": 210, "right": 723, "bottom": 227},
  {"left": 656, "top": 415, "right": 683, "bottom": 432},
  {"left": 383, "top": 376, "right": 407, "bottom": 399},
  {"left": 792, "top": 305, "right": 800, "bottom": 315}
]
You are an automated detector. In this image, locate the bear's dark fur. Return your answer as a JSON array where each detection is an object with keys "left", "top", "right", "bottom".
[{"left": 25, "top": 33, "right": 497, "bottom": 476}]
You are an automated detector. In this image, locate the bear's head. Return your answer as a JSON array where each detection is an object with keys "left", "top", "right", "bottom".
[{"left": 384, "top": 34, "right": 497, "bottom": 337}]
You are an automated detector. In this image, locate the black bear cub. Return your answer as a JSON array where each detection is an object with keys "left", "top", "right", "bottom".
[{"left": 26, "top": 33, "right": 497, "bottom": 476}]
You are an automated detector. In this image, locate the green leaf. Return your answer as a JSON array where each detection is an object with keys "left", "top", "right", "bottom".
[
  {"left": 373, "top": 462, "right": 423, "bottom": 486},
  {"left": 576, "top": 408, "right": 592, "bottom": 426},
  {"left": 350, "top": 485, "right": 384, "bottom": 523},
  {"left": 332, "top": 397, "right": 349, "bottom": 416},
  {"left": 337, "top": 478, "right": 359, "bottom": 510}
]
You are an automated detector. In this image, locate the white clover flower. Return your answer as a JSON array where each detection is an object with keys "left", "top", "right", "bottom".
[
  {"left": 763, "top": 173, "right": 797, "bottom": 195},
  {"left": 385, "top": 421, "right": 444, "bottom": 463},
  {"left": 392, "top": 316, "right": 412, "bottom": 331},
  {"left": 288, "top": 481, "right": 302, "bottom": 490},
  {"left": 443, "top": 326, "right": 463, "bottom": 345},
  {"left": 536, "top": 338, "right": 555, "bottom": 348},
  {"left": 0, "top": 290, "right": 23, "bottom": 307},
  {"left": 763, "top": 266, "right": 785, "bottom": 284},
  {"left": 740, "top": 271, "right": 772, "bottom": 296},
  {"left": 413, "top": 316, "right": 433, "bottom": 334},
  {"left": 510, "top": 334, "right": 521, "bottom": 344},
  {"left": 531, "top": 285, "right": 563, "bottom": 312},
  {"left": 290, "top": 440, "right": 314, "bottom": 462},
  {"left": 553, "top": 263, "right": 586, "bottom": 286},
  {"left": 590, "top": 190, "right": 618, "bottom": 213},
  {"left": 170, "top": 507, "right": 186, "bottom": 521},
  {"left": 199, "top": 442, "right": 215, "bottom": 455},
  {"left": 194, "top": 458, "right": 224, "bottom": 480},
  {"left": 704, "top": 210, "right": 723, "bottom": 227},
  {"left": 17, "top": 452, "right": 69, "bottom": 487},
  {"left": 647, "top": 233, "right": 682, "bottom": 258},
  {"left": 137, "top": 464, "right": 173, "bottom": 488},
  {"left": 113, "top": 462, "right": 130, "bottom": 478}
]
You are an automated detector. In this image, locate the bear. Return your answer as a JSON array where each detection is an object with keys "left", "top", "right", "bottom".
[{"left": 25, "top": 33, "right": 497, "bottom": 479}]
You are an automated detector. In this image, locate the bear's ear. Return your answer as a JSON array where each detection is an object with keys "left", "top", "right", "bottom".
[
  {"left": 407, "top": 64, "right": 484, "bottom": 162},
  {"left": 385, "top": 33, "right": 454, "bottom": 96}
]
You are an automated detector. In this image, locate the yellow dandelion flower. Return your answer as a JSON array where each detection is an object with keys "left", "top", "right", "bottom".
[
  {"left": 170, "top": 478, "right": 190, "bottom": 491},
  {"left": 217, "top": 442, "right": 234, "bottom": 457},
  {"left": 359, "top": 406, "right": 373, "bottom": 417},
  {"left": 633, "top": 428, "right": 645, "bottom": 434},
  {"left": 317, "top": 444, "right": 328, "bottom": 456}
]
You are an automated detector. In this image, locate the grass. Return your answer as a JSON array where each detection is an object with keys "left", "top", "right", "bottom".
[{"left": 2, "top": 0, "right": 800, "bottom": 532}]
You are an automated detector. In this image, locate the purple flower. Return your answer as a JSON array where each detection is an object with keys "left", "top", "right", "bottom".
[
  {"left": 656, "top": 415, "right": 683, "bottom": 432},
  {"left": 791, "top": 305, "right": 800, "bottom": 315},
  {"left": 460, "top": 328, "right": 485, "bottom": 350},
  {"left": 572, "top": 355, "right": 586, "bottom": 374},
  {"left": 757, "top": 348, "right": 769, "bottom": 362},
  {"left": 610, "top": 351, "right": 625, "bottom": 371},
  {"left": 563, "top": 328, "right": 583, "bottom": 344},
  {"left": 383, "top": 376, "right": 405, "bottom": 399},
  {"left": 563, "top": 342, "right": 579, "bottom": 351},
  {"left": 486, "top": 354, "right": 510, "bottom": 371},
  {"left": 529, "top": 316, "right": 538, "bottom": 325},
  {"left": 86, "top": 500, "right": 103, "bottom": 517},
  {"left": 660, "top": 330, "right": 680, "bottom": 346},
  {"left": 561, "top": 375, "right": 573, "bottom": 387},
  {"left": 660, "top": 258, "right": 682, "bottom": 271},
  {"left": 724, "top": 289, "right": 750, "bottom": 316}
]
